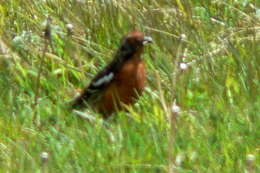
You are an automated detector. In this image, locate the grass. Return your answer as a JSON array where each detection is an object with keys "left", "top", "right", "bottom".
[{"left": 0, "top": 0, "right": 259, "bottom": 172}]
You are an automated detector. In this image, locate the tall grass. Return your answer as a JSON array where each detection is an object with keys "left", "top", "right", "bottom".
[{"left": 0, "top": 0, "right": 259, "bottom": 172}]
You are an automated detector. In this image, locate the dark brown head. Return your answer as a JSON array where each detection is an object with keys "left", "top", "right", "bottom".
[
  {"left": 123, "top": 31, "right": 153, "bottom": 47},
  {"left": 117, "top": 31, "right": 153, "bottom": 61}
]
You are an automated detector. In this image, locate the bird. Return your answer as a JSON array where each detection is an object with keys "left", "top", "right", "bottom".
[{"left": 70, "top": 31, "right": 153, "bottom": 118}]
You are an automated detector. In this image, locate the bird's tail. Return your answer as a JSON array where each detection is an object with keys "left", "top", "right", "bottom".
[{"left": 68, "top": 93, "right": 88, "bottom": 110}]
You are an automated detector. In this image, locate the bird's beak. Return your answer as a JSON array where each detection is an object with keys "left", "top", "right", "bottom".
[{"left": 143, "top": 36, "right": 153, "bottom": 45}]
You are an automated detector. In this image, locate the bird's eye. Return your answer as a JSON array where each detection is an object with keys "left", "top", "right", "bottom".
[
  {"left": 121, "top": 41, "right": 130, "bottom": 51},
  {"left": 137, "top": 38, "right": 143, "bottom": 43}
]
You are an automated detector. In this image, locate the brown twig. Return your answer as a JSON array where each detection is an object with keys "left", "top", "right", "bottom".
[{"left": 33, "top": 17, "right": 52, "bottom": 126}]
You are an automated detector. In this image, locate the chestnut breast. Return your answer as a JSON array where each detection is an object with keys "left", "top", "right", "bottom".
[
  {"left": 98, "top": 55, "right": 146, "bottom": 114},
  {"left": 115, "top": 56, "right": 146, "bottom": 102}
]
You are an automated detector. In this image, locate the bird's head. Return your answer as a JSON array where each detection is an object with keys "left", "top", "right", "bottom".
[{"left": 119, "top": 31, "right": 153, "bottom": 57}]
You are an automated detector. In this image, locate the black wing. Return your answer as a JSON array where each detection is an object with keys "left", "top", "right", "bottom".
[{"left": 70, "top": 42, "right": 135, "bottom": 109}]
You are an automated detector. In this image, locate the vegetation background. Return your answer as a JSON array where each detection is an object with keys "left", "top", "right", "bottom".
[{"left": 0, "top": 0, "right": 259, "bottom": 172}]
